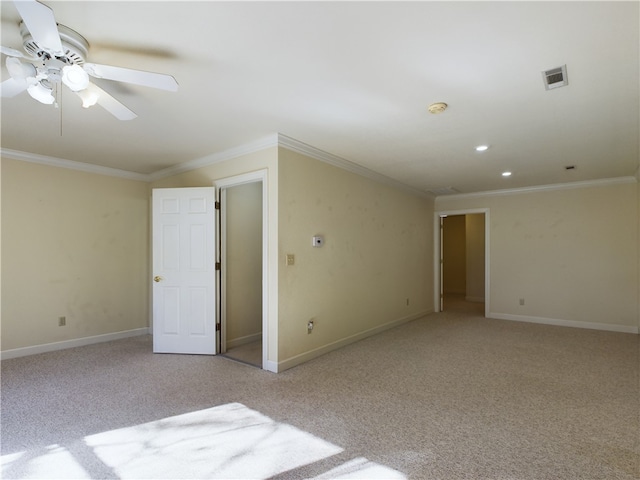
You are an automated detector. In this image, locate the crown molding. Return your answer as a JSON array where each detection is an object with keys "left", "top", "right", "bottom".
[
  {"left": 148, "top": 135, "right": 279, "bottom": 181},
  {"left": 0, "top": 148, "right": 150, "bottom": 182},
  {"left": 5, "top": 142, "right": 634, "bottom": 200},
  {"left": 435, "top": 176, "right": 638, "bottom": 202},
  {"left": 149, "top": 133, "right": 430, "bottom": 198},
  {"left": 276, "top": 133, "right": 431, "bottom": 198}
]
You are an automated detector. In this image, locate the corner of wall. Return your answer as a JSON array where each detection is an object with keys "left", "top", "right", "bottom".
[{"left": 276, "top": 147, "right": 434, "bottom": 366}]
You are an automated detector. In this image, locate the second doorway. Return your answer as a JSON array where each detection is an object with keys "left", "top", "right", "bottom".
[{"left": 221, "top": 181, "right": 263, "bottom": 367}]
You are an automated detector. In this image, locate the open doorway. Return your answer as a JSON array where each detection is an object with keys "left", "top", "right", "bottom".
[
  {"left": 216, "top": 171, "right": 268, "bottom": 369},
  {"left": 435, "top": 209, "right": 489, "bottom": 316}
]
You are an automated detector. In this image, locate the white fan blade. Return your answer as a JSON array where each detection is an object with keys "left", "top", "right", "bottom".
[
  {"left": 84, "top": 63, "right": 178, "bottom": 92},
  {"left": 1, "top": 45, "right": 30, "bottom": 59},
  {"left": 76, "top": 82, "right": 137, "bottom": 121},
  {"left": 0, "top": 77, "right": 28, "bottom": 97},
  {"left": 13, "top": 0, "right": 64, "bottom": 56}
]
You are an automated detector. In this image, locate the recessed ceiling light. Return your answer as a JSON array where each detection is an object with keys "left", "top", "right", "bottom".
[
  {"left": 475, "top": 145, "right": 489, "bottom": 152},
  {"left": 502, "top": 171, "right": 512, "bottom": 177}
]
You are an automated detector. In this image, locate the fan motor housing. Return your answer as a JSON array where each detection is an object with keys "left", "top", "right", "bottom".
[{"left": 20, "top": 22, "right": 89, "bottom": 65}]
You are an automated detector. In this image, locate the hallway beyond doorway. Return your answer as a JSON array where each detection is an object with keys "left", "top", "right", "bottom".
[{"left": 443, "top": 293, "right": 485, "bottom": 316}]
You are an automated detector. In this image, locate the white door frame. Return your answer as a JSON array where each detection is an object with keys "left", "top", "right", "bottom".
[
  {"left": 215, "top": 170, "right": 268, "bottom": 370},
  {"left": 434, "top": 208, "right": 490, "bottom": 317}
]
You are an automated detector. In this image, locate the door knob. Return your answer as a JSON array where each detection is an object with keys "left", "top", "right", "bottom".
[{"left": 153, "top": 276, "right": 163, "bottom": 283}]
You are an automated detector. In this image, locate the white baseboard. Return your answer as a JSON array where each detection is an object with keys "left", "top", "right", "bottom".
[
  {"left": 1, "top": 328, "right": 151, "bottom": 360},
  {"left": 226, "top": 332, "right": 262, "bottom": 349},
  {"left": 489, "top": 312, "right": 639, "bottom": 334},
  {"left": 276, "top": 310, "right": 433, "bottom": 372},
  {"left": 263, "top": 360, "right": 278, "bottom": 373}
]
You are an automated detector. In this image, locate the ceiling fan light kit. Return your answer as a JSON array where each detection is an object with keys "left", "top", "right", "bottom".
[
  {"left": 61, "top": 64, "right": 89, "bottom": 91},
  {"left": 1, "top": 0, "right": 178, "bottom": 120},
  {"left": 77, "top": 85, "right": 100, "bottom": 108},
  {"left": 27, "top": 80, "right": 54, "bottom": 104},
  {"left": 6, "top": 56, "right": 35, "bottom": 81}
]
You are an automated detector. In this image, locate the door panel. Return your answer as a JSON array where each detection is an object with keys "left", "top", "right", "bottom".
[{"left": 152, "top": 187, "right": 217, "bottom": 354}]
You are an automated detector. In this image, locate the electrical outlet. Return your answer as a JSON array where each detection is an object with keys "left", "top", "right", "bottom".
[
  {"left": 307, "top": 320, "right": 314, "bottom": 334},
  {"left": 519, "top": 298, "right": 525, "bottom": 306},
  {"left": 286, "top": 254, "right": 295, "bottom": 266},
  {"left": 58, "top": 316, "right": 66, "bottom": 326}
]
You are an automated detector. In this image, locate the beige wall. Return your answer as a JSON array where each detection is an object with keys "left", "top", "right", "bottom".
[
  {"left": 1, "top": 158, "right": 150, "bottom": 351},
  {"left": 3, "top": 147, "right": 635, "bottom": 366},
  {"left": 225, "top": 182, "right": 263, "bottom": 347},
  {"left": 442, "top": 215, "right": 466, "bottom": 295},
  {"left": 150, "top": 148, "right": 277, "bottom": 189},
  {"left": 277, "top": 148, "right": 434, "bottom": 366},
  {"left": 436, "top": 181, "right": 639, "bottom": 331}
]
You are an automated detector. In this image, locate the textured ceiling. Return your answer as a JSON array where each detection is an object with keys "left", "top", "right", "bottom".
[{"left": 1, "top": 1, "right": 638, "bottom": 194}]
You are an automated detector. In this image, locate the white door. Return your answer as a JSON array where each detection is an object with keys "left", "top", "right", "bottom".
[{"left": 152, "top": 187, "right": 217, "bottom": 354}]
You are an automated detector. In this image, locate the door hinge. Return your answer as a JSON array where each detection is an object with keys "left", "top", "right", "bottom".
[
  {"left": 215, "top": 201, "right": 220, "bottom": 210},
  {"left": 216, "top": 323, "right": 221, "bottom": 331},
  {"left": 215, "top": 262, "right": 221, "bottom": 270}
]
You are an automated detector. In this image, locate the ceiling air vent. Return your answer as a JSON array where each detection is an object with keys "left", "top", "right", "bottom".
[{"left": 542, "top": 65, "right": 568, "bottom": 90}]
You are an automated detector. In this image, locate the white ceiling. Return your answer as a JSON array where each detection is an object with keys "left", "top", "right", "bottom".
[{"left": 1, "top": 1, "right": 638, "bottom": 194}]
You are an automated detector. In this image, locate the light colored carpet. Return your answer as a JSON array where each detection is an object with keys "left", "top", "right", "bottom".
[{"left": 2, "top": 301, "right": 639, "bottom": 479}]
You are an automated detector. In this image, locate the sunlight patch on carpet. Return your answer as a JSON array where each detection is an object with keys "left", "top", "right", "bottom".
[
  {"left": 84, "top": 403, "right": 342, "bottom": 478},
  {"left": 311, "top": 457, "right": 406, "bottom": 479},
  {"left": 2, "top": 403, "right": 406, "bottom": 479},
  {"left": 1, "top": 445, "right": 91, "bottom": 479}
]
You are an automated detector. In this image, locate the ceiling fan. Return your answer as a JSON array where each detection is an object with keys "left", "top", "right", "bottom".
[{"left": 0, "top": 0, "right": 178, "bottom": 120}]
